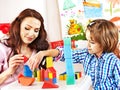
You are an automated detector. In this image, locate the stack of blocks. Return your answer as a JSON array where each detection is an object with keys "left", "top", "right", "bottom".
[
  {"left": 33, "top": 57, "right": 57, "bottom": 84},
  {"left": 63, "top": 37, "right": 75, "bottom": 85},
  {"left": 44, "top": 57, "right": 57, "bottom": 84}
]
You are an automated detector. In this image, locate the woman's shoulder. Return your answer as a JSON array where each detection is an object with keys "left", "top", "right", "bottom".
[{"left": 0, "top": 40, "right": 11, "bottom": 53}]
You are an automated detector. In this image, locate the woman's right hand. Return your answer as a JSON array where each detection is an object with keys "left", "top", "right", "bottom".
[{"left": 8, "top": 54, "right": 24, "bottom": 75}]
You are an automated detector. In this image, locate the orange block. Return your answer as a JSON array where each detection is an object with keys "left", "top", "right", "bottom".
[{"left": 18, "top": 75, "right": 35, "bottom": 86}]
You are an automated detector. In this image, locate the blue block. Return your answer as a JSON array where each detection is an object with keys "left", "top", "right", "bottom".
[
  {"left": 53, "top": 78, "right": 57, "bottom": 84},
  {"left": 63, "top": 37, "right": 75, "bottom": 85},
  {"left": 24, "top": 65, "right": 32, "bottom": 77}
]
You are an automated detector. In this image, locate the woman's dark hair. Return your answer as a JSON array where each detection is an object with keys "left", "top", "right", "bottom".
[{"left": 6, "top": 8, "right": 49, "bottom": 54}]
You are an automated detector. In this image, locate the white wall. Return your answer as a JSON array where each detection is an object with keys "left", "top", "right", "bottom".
[
  {"left": 0, "top": 0, "right": 62, "bottom": 42},
  {"left": 0, "top": 0, "right": 46, "bottom": 23}
]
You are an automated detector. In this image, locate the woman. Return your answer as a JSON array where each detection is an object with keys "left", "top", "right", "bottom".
[{"left": 0, "top": 8, "right": 49, "bottom": 88}]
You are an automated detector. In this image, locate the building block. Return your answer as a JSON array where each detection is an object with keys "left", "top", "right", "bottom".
[
  {"left": 59, "top": 71, "right": 82, "bottom": 80},
  {"left": 23, "top": 55, "right": 28, "bottom": 63},
  {"left": 40, "top": 69, "right": 45, "bottom": 81},
  {"left": 63, "top": 37, "right": 75, "bottom": 85},
  {"left": 37, "top": 70, "right": 41, "bottom": 81},
  {"left": 18, "top": 73, "right": 35, "bottom": 86},
  {"left": 24, "top": 65, "right": 32, "bottom": 77},
  {"left": 46, "top": 57, "right": 53, "bottom": 68},
  {"left": 42, "top": 81, "right": 59, "bottom": 89},
  {"left": 33, "top": 68, "right": 37, "bottom": 77},
  {"left": 49, "top": 72, "right": 53, "bottom": 79}
]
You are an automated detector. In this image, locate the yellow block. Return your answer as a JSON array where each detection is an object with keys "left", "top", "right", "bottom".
[
  {"left": 37, "top": 70, "right": 40, "bottom": 82},
  {"left": 63, "top": 74, "right": 67, "bottom": 80},
  {"left": 59, "top": 75, "right": 64, "bottom": 80},
  {"left": 46, "top": 57, "right": 53, "bottom": 68},
  {"left": 49, "top": 72, "right": 53, "bottom": 79}
]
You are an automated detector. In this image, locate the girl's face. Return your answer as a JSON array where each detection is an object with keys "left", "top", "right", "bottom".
[
  {"left": 86, "top": 30, "right": 103, "bottom": 57},
  {"left": 20, "top": 17, "right": 41, "bottom": 45}
]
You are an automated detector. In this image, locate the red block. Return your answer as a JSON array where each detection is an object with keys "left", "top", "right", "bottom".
[{"left": 42, "top": 81, "right": 59, "bottom": 89}]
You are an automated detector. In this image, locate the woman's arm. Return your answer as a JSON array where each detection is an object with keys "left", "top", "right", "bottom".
[
  {"left": 0, "top": 54, "right": 24, "bottom": 85},
  {"left": 28, "top": 49, "right": 59, "bottom": 71},
  {"left": 0, "top": 68, "right": 12, "bottom": 84}
]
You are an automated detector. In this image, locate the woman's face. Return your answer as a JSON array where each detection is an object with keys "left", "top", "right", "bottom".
[
  {"left": 20, "top": 17, "right": 41, "bottom": 45},
  {"left": 86, "top": 30, "right": 103, "bottom": 57}
]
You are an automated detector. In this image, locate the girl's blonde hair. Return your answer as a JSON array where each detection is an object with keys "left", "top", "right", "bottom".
[{"left": 87, "top": 19, "right": 118, "bottom": 53}]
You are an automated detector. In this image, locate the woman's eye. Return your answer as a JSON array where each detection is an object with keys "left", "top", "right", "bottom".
[
  {"left": 34, "top": 29, "right": 39, "bottom": 32},
  {"left": 25, "top": 27, "right": 30, "bottom": 30}
]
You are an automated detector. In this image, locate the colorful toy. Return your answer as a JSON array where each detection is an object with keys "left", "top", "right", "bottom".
[
  {"left": 18, "top": 73, "right": 35, "bottom": 86},
  {"left": 18, "top": 55, "right": 35, "bottom": 86},
  {"left": 24, "top": 65, "right": 32, "bottom": 77},
  {"left": 42, "top": 81, "right": 59, "bottom": 89},
  {"left": 23, "top": 55, "right": 28, "bottom": 63},
  {"left": 59, "top": 71, "right": 82, "bottom": 80},
  {"left": 63, "top": 37, "right": 75, "bottom": 85},
  {"left": 41, "top": 57, "right": 59, "bottom": 88}
]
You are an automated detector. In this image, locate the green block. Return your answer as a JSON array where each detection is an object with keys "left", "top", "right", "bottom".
[
  {"left": 33, "top": 68, "right": 37, "bottom": 77},
  {"left": 66, "top": 76, "right": 75, "bottom": 85}
]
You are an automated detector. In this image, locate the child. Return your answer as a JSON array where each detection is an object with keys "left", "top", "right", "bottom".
[
  {"left": 28, "top": 19, "right": 120, "bottom": 90},
  {"left": 0, "top": 8, "right": 49, "bottom": 89}
]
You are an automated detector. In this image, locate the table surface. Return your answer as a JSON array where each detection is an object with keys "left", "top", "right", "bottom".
[{"left": 1, "top": 76, "right": 93, "bottom": 90}]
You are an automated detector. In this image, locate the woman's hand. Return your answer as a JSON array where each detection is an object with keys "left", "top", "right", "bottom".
[
  {"left": 8, "top": 54, "right": 24, "bottom": 75},
  {"left": 28, "top": 51, "right": 44, "bottom": 71}
]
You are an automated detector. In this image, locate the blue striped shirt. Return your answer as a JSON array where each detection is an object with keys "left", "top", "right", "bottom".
[{"left": 56, "top": 47, "right": 120, "bottom": 90}]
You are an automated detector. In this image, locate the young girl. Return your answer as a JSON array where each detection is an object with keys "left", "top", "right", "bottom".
[
  {"left": 0, "top": 8, "right": 49, "bottom": 88},
  {"left": 28, "top": 19, "right": 120, "bottom": 90}
]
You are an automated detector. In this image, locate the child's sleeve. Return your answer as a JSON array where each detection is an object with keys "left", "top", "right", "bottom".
[
  {"left": 53, "top": 46, "right": 65, "bottom": 62},
  {"left": 114, "top": 60, "right": 120, "bottom": 88}
]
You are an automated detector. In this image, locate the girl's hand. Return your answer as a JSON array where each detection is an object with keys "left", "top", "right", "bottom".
[
  {"left": 8, "top": 54, "right": 24, "bottom": 75},
  {"left": 28, "top": 51, "right": 44, "bottom": 71}
]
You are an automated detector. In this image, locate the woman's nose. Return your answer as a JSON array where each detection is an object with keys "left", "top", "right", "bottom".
[{"left": 28, "top": 29, "right": 34, "bottom": 36}]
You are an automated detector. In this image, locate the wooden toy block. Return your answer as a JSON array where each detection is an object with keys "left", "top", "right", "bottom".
[
  {"left": 42, "top": 81, "right": 59, "bottom": 89},
  {"left": 59, "top": 75, "right": 64, "bottom": 80},
  {"left": 37, "top": 70, "right": 41, "bottom": 81},
  {"left": 33, "top": 68, "right": 37, "bottom": 77},
  {"left": 40, "top": 69, "right": 45, "bottom": 81},
  {"left": 63, "top": 37, "right": 75, "bottom": 85},
  {"left": 18, "top": 73, "right": 35, "bottom": 86},
  {"left": 66, "top": 75, "right": 75, "bottom": 85},
  {"left": 24, "top": 65, "right": 32, "bottom": 77},
  {"left": 63, "top": 74, "right": 67, "bottom": 80},
  {"left": 44, "top": 70, "right": 48, "bottom": 78},
  {"left": 49, "top": 72, "right": 53, "bottom": 79},
  {"left": 46, "top": 57, "right": 53, "bottom": 68},
  {"left": 23, "top": 55, "right": 28, "bottom": 63},
  {"left": 53, "top": 78, "right": 57, "bottom": 84}
]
